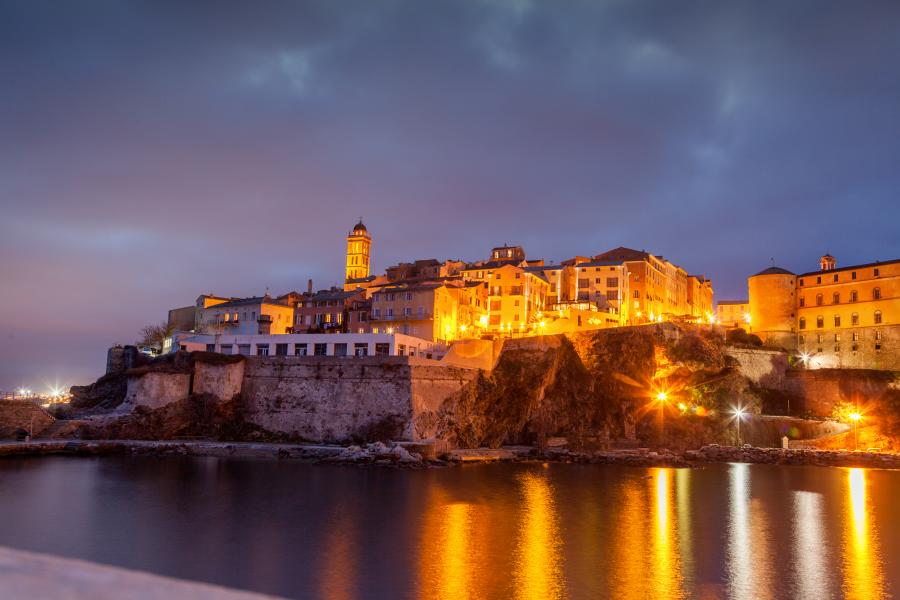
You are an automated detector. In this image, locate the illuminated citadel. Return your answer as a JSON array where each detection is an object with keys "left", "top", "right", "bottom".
[{"left": 166, "top": 220, "right": 897, "bottom": 370}]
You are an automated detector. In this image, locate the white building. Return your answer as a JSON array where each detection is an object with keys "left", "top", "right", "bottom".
[{"left": 168, "top": 331, "right": 443, "bottom": 359}]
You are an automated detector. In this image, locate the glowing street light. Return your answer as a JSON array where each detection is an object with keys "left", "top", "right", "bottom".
[
  {"left": 849, "top": 412, "right": 861, "bottom": 451},
  {"left": 654, "top": 391, "right": 669, "bottom": 444},
  {"left": 733, "top": 407, "right": 746, "bottom": 446}
]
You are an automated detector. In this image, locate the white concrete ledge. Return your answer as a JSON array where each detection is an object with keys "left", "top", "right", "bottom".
[{"left": 0, "top": 545, "right": 283, "bottom": 599}]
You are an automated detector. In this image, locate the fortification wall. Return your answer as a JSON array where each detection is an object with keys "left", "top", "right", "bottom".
[
  {"left": 782, "top": 369, "right": 899, "bottom": 416},
  {"left": 193, "top": 360, "right": 244, "bottom": 400},
  {"left": 239, "top": 357, "right": 479, "bottom": 443},
  {"left": 726, "top": 348, "right": 789, "bottom": 388},
  {"left": 124, "top": 372, "right": 190, "bottom": 410}
]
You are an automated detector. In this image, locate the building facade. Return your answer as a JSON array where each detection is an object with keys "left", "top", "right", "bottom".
[
  {"left": 197, "top": 296, "right": 294, "bottom": 336},
  {"left": 748, "top": 255, "right": 899, "bottom": 369},
  {"left": 716, "top": 300, "right": 751, "bottom": 328}
]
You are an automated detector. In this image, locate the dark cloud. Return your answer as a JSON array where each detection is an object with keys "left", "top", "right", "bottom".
[{"left": 2, "top": 0, "right": 899, "bottom": 387}]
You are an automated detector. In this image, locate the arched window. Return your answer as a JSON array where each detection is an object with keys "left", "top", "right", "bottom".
[
  {"left": 873, "top": 287, "right": 881, "bottom": 300},
  {"left": 874, "top": 310, "right": 883, "bottom": 324}
]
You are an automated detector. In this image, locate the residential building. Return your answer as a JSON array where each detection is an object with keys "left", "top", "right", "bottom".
[
  {"left": 170, "top": 331, "right": 441, "bottom": 359},
  {"left": 480, "top": 263, "right": 550, "bottom": 334},
  {"left": 716, "top": 300, "right": 750, "bottom": 328},
  {"left": 197, "top": 295, "right": 294, "bottom": 336},
  {"left": 294, "top": 288, "right": 367, "bottom": 334},
  {"left": 369, "top": 282, "right": 462, "bottom": 342},
  {"left": 593, "top": 247, "right": 708, "bottom": 323}
]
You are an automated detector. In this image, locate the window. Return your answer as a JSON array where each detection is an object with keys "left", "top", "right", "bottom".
[
  {"left": 276, "top": 343, "right": 288, "bottom": 356},
  {"left": 373, "top": 308, "right": 381, "bottom": 317},
  {"left": 334, "top": 343, "right": 348, "bottom": 357},
  {"left": 852, "top": 271, "right": 857, "bottom": 280},
  {"left": 354, "top": 343, "right": 368, "bottom": 356},
  {"left": 397, "top": 344, "right": 406, "bottom": 356},
  {"left": 405, "top": 292, "right": 412, "bottom": 301},
  {"left": 608, "top": 290, "right": 619, "bottom": 301},
  {"left": 513, "top": 314, "right": 520, "bottom": 321},
  {"left": 816, "top": 316, "right": 824, "bottom": 328},
  {"left": 817, "top": 334, "right": 824, "bottom": 343},
  {"left": 514, "top": 299, "right": 520, "bottom": 307},
  {"left": 634, "top": 290, "right": 640, "bottom": 298},
  {"left": 256, "top": 344, "right": 269, "bottom": 356},
  {"left": 875, "top": 330, "right": 882, "bottom": 341},
  {"left": 489, "top": 315, "right": 501, "bottom": 325},
  {"left": 206, "top": 344, "right": 216, "bottom": 352},
  {"left": 403, "top": 307, "right": 412, "bottom": 316},
  {"left": 815, "top": 294, "right": 823, "bottom": 306},
  {"left": 238, "top": 344, "right": 251, "bottom": 356},
  {"left": 851, "top": 313, "right": 859, "bottom": 325},
  {"left": 607, "top": 277, "right": 619, "bottom": 287},
  {"left": 799, "top": 278, "right": 804, "bottom": 287},
  {"left": 595, "top": 278, "right": 602, "bottom": 284},
  {"left": 873, "top": 288, "right": 881, "bottom": 300},
  {"left": 834, "top": 333, "right": 841, "bottom": 342},
  {"left": 799, "top": 297, "right": 805, "bottom": 307},
  {"left": 833, "top": 274, "right": 839, "bottom": 282},
  {"left": 850, "top": 290, "right": 858, "bottom": 302},
  {"left": 314, "top": 343, "right": 327, "bottom": 356},
  {"left": 375, "top": 343, "right": 390, "bottom": 356},
  {"left": 832, "top": 293, "right": 840, "bottom": 304},
  {"left": 816, "top": 276, "right": 821, "bottom": 284},
  {"left": 834, "top": 315, "right": 841, "bottom": 327},
  {"left": 874, "top": 310, "right": 882, "bottom": 324},
  {"left": 220, "top": 344, "right": 233, "bottom": 355},
  {"left": 294, "top": 344, "right": 308, "bottom": 356},
  {"left": 834, "top": 345, "right": 841, "bottom": 352},
  {"left": 874, "top": 268, "right": 880, "bottom": 277},
  {"left": 490, "top": 300, "right": 501, "bottom": 311},
  {"left": 578, "top": 278, "right": 589, "bottom": 288},
  {"left": 852, "top": 332, "right": 859, "bottom": 342},
  {"left": 387, "top": 308, "right": 394, "bottom": 317},
  {"left": 418, "top": 306, "right": 424, "bottom": 316},
  {"left": 799, "top": 335, "right": 805, "bottom": 344}
]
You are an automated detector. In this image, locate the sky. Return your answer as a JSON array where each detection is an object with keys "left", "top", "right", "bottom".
[{"left": 1, "top": 0, "right": 899, "bottom": 390}]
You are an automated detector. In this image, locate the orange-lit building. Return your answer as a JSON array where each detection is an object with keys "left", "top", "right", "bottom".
[
  {"left": 716, "top": 300, "right": 751, "bottom": 328},
  {"left": 748, "top": 255, "right": 899, "bottom": 369}
]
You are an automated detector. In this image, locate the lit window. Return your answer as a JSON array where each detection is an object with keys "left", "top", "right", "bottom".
[
  {"left": 851, "top": 313, "right": 859, "bottom": 325},
  {"left": 874, "top": 311, "right": 882, "bottom": 324}
]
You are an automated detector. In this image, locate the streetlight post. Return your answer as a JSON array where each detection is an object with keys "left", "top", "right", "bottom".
[
  {"left": 656, "top": 391, "right": 668, "bottom": 445},
  {"left": 849, "top": 412, "right": 861, "bottom": 451},
  {"left": 733, "top": 407, "right": 745, "bottom": 447}
]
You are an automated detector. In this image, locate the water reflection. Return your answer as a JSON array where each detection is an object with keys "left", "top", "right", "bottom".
[
  {"left": 651, "top": 469, "right": 684, "bottom": 600},
  {"left": 319, "top": 508, "right": 356, "bottom": 600},
  {"left": 727, "top": 463, "right": 774, "bottom": 600},
  {"left": 843, "top": 468, "right": 884, "bottom": 600},
  {"left": 418, "top": 495, "right": 482, "bottom": 600},
  {"left": 514, "top": 471, "right": 564, "bottom": 600},
  {"left": 792, "top": 491, "right": 831, "bottom": 600}
]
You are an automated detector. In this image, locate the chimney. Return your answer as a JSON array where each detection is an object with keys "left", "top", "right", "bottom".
[
  {"left": 820, "top": 254, "right": 836, "bottom": 271},
  {"left": 307, "top": 279, "right": 313, "bottom": 294}
]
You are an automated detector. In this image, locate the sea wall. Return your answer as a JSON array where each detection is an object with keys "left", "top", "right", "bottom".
[{"left": 239, "top": 356, "right": 478, "bottom": 442}]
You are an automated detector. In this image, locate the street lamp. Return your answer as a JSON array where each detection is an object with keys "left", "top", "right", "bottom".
[
  {"left": 849, "top": 412, "right": 861, "bottom": 451},
  {"left": 733, "top": 407, "right": 746, "bottom": 446},
  {"left": 656, "top": 391, "right": 668, "bottom": 443}
]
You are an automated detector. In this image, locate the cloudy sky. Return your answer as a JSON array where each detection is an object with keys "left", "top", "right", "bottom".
[{"left": 1, "top": 0, "right": 899, "bottom": 389}]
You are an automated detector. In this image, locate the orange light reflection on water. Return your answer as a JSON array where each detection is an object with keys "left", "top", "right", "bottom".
[
  {"left": 651, "top": 468, "right": 684, "bottom": 600},
  {"left": 513, "top": 471, "right": 564, "bottom": 600},
  {"left": 843, "top": 468, "right": 884, "bottom": 600}
]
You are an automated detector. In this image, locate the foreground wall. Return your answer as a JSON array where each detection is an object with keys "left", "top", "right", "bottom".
[{"left": 239, "top": 356, "right": 478, "bottom": 442}]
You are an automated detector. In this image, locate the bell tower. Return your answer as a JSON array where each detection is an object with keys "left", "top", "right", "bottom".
[{"left": 345, "top": 219, "right": 371, "bottom": 282}]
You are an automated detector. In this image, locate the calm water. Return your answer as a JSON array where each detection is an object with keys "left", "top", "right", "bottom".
[{"left": 0, "top": 457, "right": 897, "bottom": 599}]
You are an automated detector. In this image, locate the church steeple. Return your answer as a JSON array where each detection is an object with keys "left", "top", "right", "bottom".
[{"left": 345, "top": 218, "right": 371, "bottom": 282}]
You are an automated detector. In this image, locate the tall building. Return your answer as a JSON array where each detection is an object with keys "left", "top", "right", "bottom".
[
  {"left": 345, "top": 219, "right": 371, "bottom": 282},
  {"left": 748, "top": 255, "right": 899, "bottom": 369}
]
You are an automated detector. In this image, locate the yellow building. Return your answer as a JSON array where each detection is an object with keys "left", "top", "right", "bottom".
[
  {"left": 480, "top": 263, "right": 550, "bottom": 334},
  {"left": 748, "top": 255, "right": 899, "bottom": 369},
  {"left": 344, "top": 220, "right": 372, "bottom": 283},
  {"left": 197, "top": 295, "right": 295, "bottom": 336},
  {"left": 592, "top": 247, "right": 710, "bottom": 323},
  {"left": 716, "top": 300, "right": 751, "bottom": 328},
  {"left": 369, "top": 282, "right": 461, "bottom": 343}
]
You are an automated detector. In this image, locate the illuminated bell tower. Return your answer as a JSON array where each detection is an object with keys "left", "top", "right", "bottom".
[{"left": 345, "top": 219, "right": 371, "bottom": 282}]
